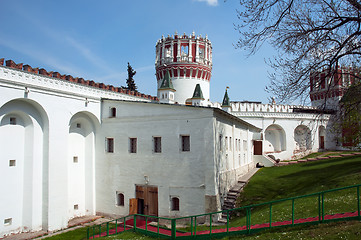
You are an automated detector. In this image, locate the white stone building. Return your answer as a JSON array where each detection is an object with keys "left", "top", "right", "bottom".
[{"left": 0, "top": 32, "right": 343, "bottom": 237}]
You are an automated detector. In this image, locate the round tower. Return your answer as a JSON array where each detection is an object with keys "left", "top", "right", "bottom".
[{"left": 155, "top": 31, "right": 212, "bottom": 105}]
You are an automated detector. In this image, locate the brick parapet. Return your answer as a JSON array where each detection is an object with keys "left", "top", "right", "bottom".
[{"left": 0, "top": 58, "right": 158, "bottom": 101}]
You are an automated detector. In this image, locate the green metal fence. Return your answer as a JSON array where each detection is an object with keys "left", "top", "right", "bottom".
[{"left": 87, "top": 184, "right": 361, "bottom": 239}]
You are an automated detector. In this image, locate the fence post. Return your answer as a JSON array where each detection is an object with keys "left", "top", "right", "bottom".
[
  {"left": 86, "top": 227, "right": 89, "bottom": 239},
  {"left": 106, "top": 222, "right": 109, "bottom": 236},
  {"left": 318, "top": 193, "right": 321, "bottom": 222},
  {"left": 227, "top": 211, "right": 229, "bottom": 233},
  {"left": 292, "top": 199, "right": 295, "bottom": 225},
  {"left": 115, "top": 219, "right": 118, "bottom": 234},
  {"left": 145, "top": 216, "right": 148, "bottom": 232},
  {"left": 133, "top": 215, "right": 137, "bottom": 230},
  {"left": 190, "top": 217, "right": 193, "bottom": 236},
  {"left": 123, "top": 217, "right": 126, "bottom": 231},
  {"left": 209, "top": 213, "right": 212, "bottom": 236},
  {"left": 321, "top": 192, "right": 324, "bottom": 222},
  {"left": 269, "top": 203, "right": 272, "bottom": 228},
  {"left": 357, "top": 185, "right": 360, "bottom": 219},
  {"left": 171, "top": 218, "right": 176, "bottom": 239},
  {"left": 194, "top": 217, "right": 197, "bottom": 236}
]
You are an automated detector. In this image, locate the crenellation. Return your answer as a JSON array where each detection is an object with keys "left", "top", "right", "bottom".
[
  {"left": 1, "top": 58, "right": 156, "bottom": 101},
  {"left": 229, "top": 102, "right": 316, "bottom": 113}
]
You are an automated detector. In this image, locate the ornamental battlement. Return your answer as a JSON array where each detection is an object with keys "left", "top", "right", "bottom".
[
  {"left": 0, "top": 58, "right": 158, "bottom": 101},
  {"left": 230, "top": 101, "right": 317, "bottom": 113},
  {"left": 155, "top": 32, "right": 212, "bottom": 82}
]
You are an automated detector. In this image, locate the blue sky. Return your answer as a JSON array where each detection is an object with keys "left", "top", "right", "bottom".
[{"left": 0, "top": 0, "right": 278, "bottom": 104}]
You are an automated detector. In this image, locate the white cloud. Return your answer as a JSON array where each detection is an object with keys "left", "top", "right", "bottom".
[{"left": 194, "top": 0, "right": 218, "bottom": 6}]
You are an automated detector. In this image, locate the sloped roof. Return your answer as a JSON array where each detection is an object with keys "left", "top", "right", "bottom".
[
  {"left": 159, "top": 70, "right": 175, "bottom": 91},
  {"left": 192, "top": 84, "right": 204, "bottom": 99},
  {"left": 222, "top": 89, "right": 230, "bottom": 107}
]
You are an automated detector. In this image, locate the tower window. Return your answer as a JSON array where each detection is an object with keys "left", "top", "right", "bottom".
[
  {"left": 106, "top": 138, "right": 114, "bottom": 153},
  {"left": 74, "top": 204, "right": 79, "bottom": 210},
  {"left": 130, "top": 138, "right": 137, "bottom": 153},
  {"left": 73, "top": 156, "right": 78, "bottom": 163},
  {"left": 171, "top": 197, "right": 180, "bottom": 211},
  {"left": 76, "top": 123, "right": 81, "bottom": 128},
  {"left": 110, "top": 107, "right": 116, "bottom": 118},
  {"left": 10, "top": 117, "right": 16, "bottom": 125},
  {"left": 181, "top": 135, "right": 190, "bottom": 152},
  {"left": 116, "top": 192, "right": 124, "bottom": 206},
  {"left": 153, "top": 137, "right": 161, "bottom": 153}
]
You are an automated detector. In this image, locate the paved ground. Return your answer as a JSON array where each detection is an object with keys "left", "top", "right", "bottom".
[{"left": 1, "top": 215, "right": 111, "bottom": 240}]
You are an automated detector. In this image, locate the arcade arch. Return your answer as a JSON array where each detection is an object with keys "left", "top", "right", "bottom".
[
  {"left": 264, "top": 124, "right": 286, "bottom": 153},
  {"left": 319, "top": 125, "right": 326, "bottom": 149},
  {"left": 67, "top": 111, "right": 99, "bottom": 219},
  {"left": 0, "top": 99, "right": 49, "bottom": 234},
  {"left": 294, "top": 125, "right": 312, "bottom": 151}
]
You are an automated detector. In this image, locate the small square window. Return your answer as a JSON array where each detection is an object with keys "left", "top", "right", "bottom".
[
  {"left": 106, "top": 138, "right": 114, "bottom": 153},
  {"left": 4, "top": 218, "right": 12, "bottom": 225},
  {"left": 181, "top": 135, "right": 190, "bottom": 152},
  {"left": 9, "top": 160, "right": 16, "bottom": 167},
  {"left": 10, "top": 117, "right": 16, "bottom": 125},
  {"left": 130, "top": 138, "right": 137, "bottom": 153},
  {"left": 171, "top": 197, "right": 180, "bottom": 211},
  {"left": 110, "top": 107, "right": 116, "bottom": 118},
  {"left": 116, "top": 192, "right": 124, "bottom": 206},
  {"left": 74, "top": 204, "right": 79, "bottom": 210},
  {"left": 73, "top": 156, "right": 78, "bottom": 163},
  {"left": 76, "top": 123, "right": 81, "bottom": 128},
  {"left": 153, "top": 137, "right": 161, "bottom": 153}
]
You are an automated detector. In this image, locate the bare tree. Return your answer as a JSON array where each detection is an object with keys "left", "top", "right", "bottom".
[{"left": 235, "top": 0, "right": 361, "bottom": 104}]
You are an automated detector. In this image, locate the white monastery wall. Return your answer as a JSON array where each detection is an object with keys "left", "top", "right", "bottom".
[
  {"left": 0, "top": 64, "right": 152, "bottom": 237},
  {"left": 232, "top": 109, "right": 331, "bottom": 160},
  {"left": 210, "top": 114, "right": 256, "bottom": 209},
  {"left": 97, "top": 101, "right": 215, "bottom": 217}
]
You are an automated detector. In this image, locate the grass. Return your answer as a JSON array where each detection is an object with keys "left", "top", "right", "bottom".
[
  {"left": 225, "top": 220, "right": 361, "bottom": 239},
  {"left": 237, "top": 154, "right": 361, "bottom": 207},
  {"left": 40, "top": 226, "right": 88, "bottom": 240}
]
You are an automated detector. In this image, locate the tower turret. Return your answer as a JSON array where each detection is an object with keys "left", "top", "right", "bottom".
[{"left": 155, "top": 32, "right": 212, "bottom": 105}]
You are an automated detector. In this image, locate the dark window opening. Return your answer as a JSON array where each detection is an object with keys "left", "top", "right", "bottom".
[
  {"left": 10, "top": 117, "right": 16, "bottom": 125},
  {"left": 116, "top": 192, "right": 124, "bottom": 206},
  {"left": 107, "top": 138, "right": 114, "bottom": 153},
  {"left": 154, "top": 137, "right": 161, "bottom": 153},
  {"left": 171, "top": 197, "right": 179, "bottom": 211},
  {"left": 181, "top": 135, "right": 190, "bottom": 152},
  {"left": 130, "top": 138, "right": 137, "bottom": 153},
  {"left": 110, "top": 107, "right": 116, "bottom": 118}
]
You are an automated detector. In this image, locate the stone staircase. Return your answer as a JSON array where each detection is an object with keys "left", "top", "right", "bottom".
[{"left": 218, "top": 168, "right": 259, "bottom": 223}]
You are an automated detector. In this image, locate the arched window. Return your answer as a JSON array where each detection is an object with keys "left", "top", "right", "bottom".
[
  {"left": 116, "top": 192, "right": 124, "bottom": 206},
  {"left": 171, "top": 197, "right": 179, "bottom": 211}
]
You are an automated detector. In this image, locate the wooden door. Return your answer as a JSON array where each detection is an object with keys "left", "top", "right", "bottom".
[
  {"left": 254, "top": 141, "right": 263, "bottom": 155},
  {"left": 135, "top": 185, "right": 158, "bottom": 216},
  {"left": 129, "top": 198, "right": 138, "bottom": 215},
  {"left": 320, "top": 136, "right": 325, "bottom": 149},
  {"left": 147, "top": 186, "right": 158, "bottom": 216}
]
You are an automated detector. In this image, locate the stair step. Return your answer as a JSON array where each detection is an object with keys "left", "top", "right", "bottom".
[
  {"left": 226, "top": 195, "right": 237, "bottom": 200},
  {"left": 218, "top": 218, "right": 227, "bottom": 224},
  {"left": 227, "top": 191, "right": 238, "bottom": 196}
]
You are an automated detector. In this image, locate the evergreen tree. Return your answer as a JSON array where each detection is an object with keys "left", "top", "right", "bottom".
[{"left": 125, "top": 62, "right": 137, "bottom": 92}]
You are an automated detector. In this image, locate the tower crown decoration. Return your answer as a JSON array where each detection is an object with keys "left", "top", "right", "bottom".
[{"left": 155, "top": 32, "right": 212, "bottom": 104}]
